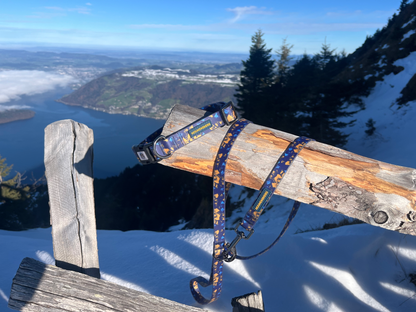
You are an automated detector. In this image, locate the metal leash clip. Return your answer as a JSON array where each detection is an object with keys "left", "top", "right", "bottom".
[{"left": 222, "top": 224, "right": 254, "bottom": 262}]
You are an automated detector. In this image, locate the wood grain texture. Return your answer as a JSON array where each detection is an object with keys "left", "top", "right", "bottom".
[
  {"left": 8, "top": 258, "right": 206, "bottom": 312},
  {"left": 231, "top": 290, "right": 265, "bottom": 312},
  {"left": 159, "top": 105, "right": 416, "bottom": 235},
  {"left": 44, "top": 120, "right": 100, "bottom": 278}
]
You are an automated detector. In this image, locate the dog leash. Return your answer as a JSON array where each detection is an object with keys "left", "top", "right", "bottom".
[
  {"left": 132, "top": 102, "right": 313, "bottom": 305},
  {"left": 189, "top": 118, "right": 313, "bottom": 303}
]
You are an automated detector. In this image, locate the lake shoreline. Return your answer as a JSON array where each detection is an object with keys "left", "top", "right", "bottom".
[
  {"left": 0, "top": 109, "right": 35, "bottom": 125},
  {"left": 55, "top": 99, "right": 168, "bottom": 120}
]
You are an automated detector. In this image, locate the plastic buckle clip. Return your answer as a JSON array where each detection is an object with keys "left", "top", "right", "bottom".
[
  {"left": 132, "top": 142, "right": 157, "bottom": 165},
  {"left": 220, "top": 101, "right": 236, "bottom": 126}
]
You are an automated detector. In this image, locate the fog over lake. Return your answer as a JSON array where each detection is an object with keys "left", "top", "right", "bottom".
[{"left": 0, "top": 88, "right": 164, "bottom": 180}]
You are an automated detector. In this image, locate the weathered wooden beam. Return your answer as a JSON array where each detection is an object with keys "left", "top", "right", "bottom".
[
  {"left": 159, "top": 104, "right": 416, "bottom": 235},
  {"left": 231, "top": 291, "right": 265, "bottom": 312},
  {"left": 8, "top": 258, "right": 206, "bottom": 312},
  {"left": 44, "top": 120, "right": 100, "bottom": 278}
]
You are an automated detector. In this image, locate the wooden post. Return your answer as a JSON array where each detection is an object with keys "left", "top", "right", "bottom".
[
  {"left": 8, "top": 258, "right": 206, "bottom": 312},
  {"left": 231, "top": 291, "right": 265, "bottom": 312},
  {"left": 157, "top": 104, "right": 416, "bottom": 235},
  {"left": 44, "top": 120, "right": 100, "bottom": 278}
]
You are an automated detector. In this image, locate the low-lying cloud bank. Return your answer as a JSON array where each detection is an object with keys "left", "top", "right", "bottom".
[
  {"left": 0, "top": 70, "right": 76, "bottom": 104},
  {"left": 0, "top": 104, "right": 31, "bottom": 112}
]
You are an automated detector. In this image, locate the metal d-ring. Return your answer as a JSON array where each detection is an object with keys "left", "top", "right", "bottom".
[{"left": 153, "top": 135, "right": 172, "bottom": 159}]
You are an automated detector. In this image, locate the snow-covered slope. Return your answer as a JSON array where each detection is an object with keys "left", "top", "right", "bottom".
[
  {"left": 345, "top": 51, "right": 416, "bottom": 168},
  {"left": 1, "top": 224, "right": 416, "bottom": 311}
]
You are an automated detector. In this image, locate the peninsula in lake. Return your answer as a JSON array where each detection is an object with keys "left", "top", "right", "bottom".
[
  {"left": 0, "top": 109, "right": 35, "bottom": 124},
  {"left": 57, "top": 66, "right": 240, "bottom": 120}
]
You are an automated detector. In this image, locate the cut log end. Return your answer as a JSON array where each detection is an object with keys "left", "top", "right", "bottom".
[{"left": 231, "top": 290, "right": 265, "bottom": 312}]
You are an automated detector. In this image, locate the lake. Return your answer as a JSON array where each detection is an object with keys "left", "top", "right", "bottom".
[{"left": 0, "top": 88, "right": 165, "bottom": 180}]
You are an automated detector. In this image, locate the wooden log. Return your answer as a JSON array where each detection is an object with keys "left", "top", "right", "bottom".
[
  {"left": 8, "top": 258, "right": 206, "bottom": 312},
  {"left": 158, "top": 104, "right": 416, "bottom": 235},
  {"left": 44, "top": 120, "right": 100, "bottom": 278},
  {"left": 231, "top": 291, "right": 265, "bottom": 312}
]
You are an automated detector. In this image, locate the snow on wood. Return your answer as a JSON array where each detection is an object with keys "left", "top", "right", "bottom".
[{"left": 159, "top": 104, "right": 416, "bottom": 235}]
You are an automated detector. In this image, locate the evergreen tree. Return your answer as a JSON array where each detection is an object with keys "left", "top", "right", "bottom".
[
  {"left": 275, "top": 38, "right": 294, "bottom": 86},
  {"left": 0, "top": 156, "right": 12, "bottom": 184},
  {"left": 314, "top": 39, "right": 337, "bottom": 71},
  {"left": 235, "top": 29, "right": 275, "bottom": 122},
  {"left": 399, "top": 0, "right": 410, "bottom": 12},
  {"left": 258, "top": 38, "right": 301, "bottom": 134},
  {"left": 0, "top": 155, "right": 34, "bottom": 230},
  {"left": 295, "top": 43, "right": 358, "bottom": 147}
]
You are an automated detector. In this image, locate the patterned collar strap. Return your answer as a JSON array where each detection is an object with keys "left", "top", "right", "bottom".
[{"left": 132, "top": 101, "right": 237, "bottom": 165}]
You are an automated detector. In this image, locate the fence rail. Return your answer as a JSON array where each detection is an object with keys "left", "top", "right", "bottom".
[{"left": 159, "top": 104, "right": 416, "bottom": 235}]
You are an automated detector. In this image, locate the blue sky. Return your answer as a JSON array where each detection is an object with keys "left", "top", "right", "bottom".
[{"left": 0, "top": 1, "right": 403, "bottom": 55}]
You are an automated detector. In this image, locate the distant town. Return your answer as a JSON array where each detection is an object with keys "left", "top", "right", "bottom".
[{"left": 121, "top": 68, "right": 239, "bottom": 87}]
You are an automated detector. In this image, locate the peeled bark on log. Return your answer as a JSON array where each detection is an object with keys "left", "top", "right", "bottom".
[{"left": 156, "top": 104, "right": 416, "bottom": 235}]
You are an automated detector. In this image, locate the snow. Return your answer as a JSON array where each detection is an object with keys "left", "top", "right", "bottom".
[
  {"left": 401, "top": 29, "right": 416, "bottom": 43},
  {"left": 344, "top": 51, "right": 416, "bottom": 168},
  {"left": 121, "top": 68, "right": 238, "bottom": 86},
  {"left": 2, "top": 50, "right": 416, "bottom": 312},
  {"left": 402, "top": 16, "right": 416, "bottom": 29},
  {"left": 376, "top": 55, "right": 387, "bottom": 67},
  {"left": 382, "top": 44, "right": 389, "bottom": 49},
  {"left": 2, "top": 224, "right": 416, "bottom": 311}
]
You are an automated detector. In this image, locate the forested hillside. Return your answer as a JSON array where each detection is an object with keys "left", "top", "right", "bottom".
[
  {"left": 57, "top": 70, "right": 237, "bottom": 119},
  {"left": 236, "top": 0, "right": 416, "bottom": 148}
]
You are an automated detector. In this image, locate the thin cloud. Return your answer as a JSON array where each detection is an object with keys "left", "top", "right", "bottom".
[
  {"left": 0, "top": 105, "right": 31, "bottom": 112},
  {"left": 44, "top": 6, "right": 91, "bottom": 15},
  {"left": 128, "top": 24, "right": 210, "bottom": 31},
  {"left": 227, "top": 6, "right": 274, "bottom": 23},
  {"left": 44, "top": 7, "right": 65, "bottom": 11},
  {"left": 86, "top": 3, "right": 92, "bottom": 5},
  {"left": 0, "top": 70, "right": 76, "bottom": 104}
]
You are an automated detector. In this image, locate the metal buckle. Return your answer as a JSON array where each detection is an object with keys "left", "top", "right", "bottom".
[
  {"left": 220, "top": 101, "right": 236, "bottom": 126},
  {"left": 132, "top": 142, "right": 157, "bottom": 165},
  {"left": 221, "top": 224, "right": 254, "bottom": 262},
  {"left": 153, "top": 135, "right": 172, "bottom": 159}
]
